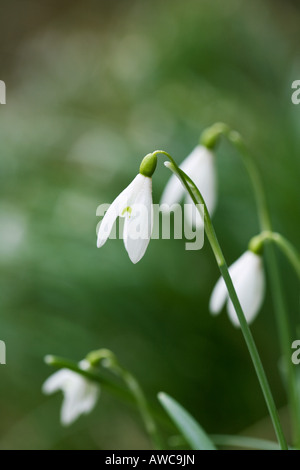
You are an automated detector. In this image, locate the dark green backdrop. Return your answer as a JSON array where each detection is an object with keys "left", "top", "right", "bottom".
[{"left": 0, "top": 0, "right": 299, "bottom": 449}]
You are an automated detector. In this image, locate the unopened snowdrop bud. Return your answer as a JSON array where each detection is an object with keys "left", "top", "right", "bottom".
[
  {"left": 97, "top": 154, "right": 156, "bottom": 264},
  {"left": 42, "top": 359, "right": 99, "bottom": 426},
  {"left": 160, "top": 145, "right": 217, "bottom": 229},
  {"left": 209, "top": 250, "right": 265, "bottom": 327}
]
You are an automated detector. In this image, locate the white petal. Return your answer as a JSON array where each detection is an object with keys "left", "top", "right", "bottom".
[
  {"left": 43, "top": 365, "right": 100, "bottom": 426},
  {"left": 209, "top": 251, "right": 257, "bottom": 316},
  {"left": 160, "top": 173, "right": 186, "bottom": 209},
  {"left": 97, "top": 175, "right": 142, "bottom": 248},
  {"left": 123, "top": 211, "right": 151, "bottom": 264},
  {"left": 123, "top": 175, "right": 152, "bottom": 263},
  {"left": 160, "top": 146, "right": 201, "bottom": 207},
  {"left": 160, "top": 146, "right": 217, "bottom": 225},
  {"left": 209, "top": 276, "right": 228, "bottom": 315},
  {"left": 80, "top": 382, "right": 100, "bottom": 414},
  {"left": 124, "top": 174, "right": 152, "bottom": 207},
  {"left": 97, "top": 195, "right": 123, "bottom": 248},
  {"left": 227, "top": 252, "right": 265, "bottom": 326},
  {"left": 42, "top": 369, "right": 70, "bottom": 395},
  {"left": 228, "top": 251, "right": 254, "bottom": 281},
  {"left": 188, "top": 146, "right": 217, "bottom": 215},
  {"left": 61, "top": 389, "right": 81, "bottom": 426},
  {"left": 60, "top": 377, "right": 99, "bottom": 426}
]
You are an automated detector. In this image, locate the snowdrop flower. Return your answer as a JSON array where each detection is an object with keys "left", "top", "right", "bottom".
[
  {"left": 209, "top": 250, "right": 265, "bottom": 326},
  {"left": 97, "top": 153, "right": 157, "bottom": 264},
  {"left": 42, "top": 360, "right": 99, "bottom": 426},
  {"left": 160, "top": 145, "right": 217, "bottom": 228}
]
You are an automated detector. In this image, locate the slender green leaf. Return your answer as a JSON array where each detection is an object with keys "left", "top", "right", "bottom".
[
  {"left": 158, "top": 392, "right": 216, "bottom": 450},
  {"left": 211, "top": 435, "right": 283, "bottom": 450}
]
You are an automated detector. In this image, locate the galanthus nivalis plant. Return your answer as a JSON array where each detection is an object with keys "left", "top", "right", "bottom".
[
  {"left": 42, "top": 359, "right": 99, "bottom": 426},
  {"left": 209, "top": 250, "right": 265, "bottom": 326},
  {"left": 43, "top": 124, "right": 300, "bottom": 451},
  {"left": 160, "top": 145, "right": 216, "bottom": 228},
  {"left": 97, "top": 153, "right": 157, "bottom": 264}
]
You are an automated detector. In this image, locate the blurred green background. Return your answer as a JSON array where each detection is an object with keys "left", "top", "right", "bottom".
[{"left": 0, "top": 0, "right": 299, "bottom": 449}]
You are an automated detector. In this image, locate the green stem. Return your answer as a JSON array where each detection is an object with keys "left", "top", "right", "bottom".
[
  {"left": 227, "top": 131, "right": 272, "bottom": 230},
  {"left": 250, "top": 231, "right": 300, "bottom": 281},
  {"left": 45, "top": 355, "right": 174, "bottom": 445},
  {"left": 154, "top": 150, "right": 288, "bottom": 450},
  {"left": 87, "top": 349, "right": 162, "bottom": 449},
  {"left": 44, "top": 355, "right": 133, "bottom": 402},
  {"left": 225, "top": 131, "right": 300, "bottom": 446},
  {"left": 48, "top": 351, "right": 163, "bottom": 450},
  {"left": 219, "top": 263, "right": 287, "bottom": 450},
  {"left": 267, "top": 232, "right": 300, "bottom": 281},
  {"left": 113, "top": 364, "right": 163, "bottom": 450}
]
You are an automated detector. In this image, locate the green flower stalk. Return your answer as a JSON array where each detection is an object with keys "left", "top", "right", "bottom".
[
  {"left": 45, "top": 350, "right": 163, "bottom": 450},
  {"left": 200, "top": 123, "right": 300, "bottom": 447},
  {"left": 151, "top": 150, "right": 287, "bottom": 450},
  {"left": 160, "top": 145, "right": 217, "bottom": 229},
  {"left": 87, "top": 348, "right": 162, "bottom": 449}
]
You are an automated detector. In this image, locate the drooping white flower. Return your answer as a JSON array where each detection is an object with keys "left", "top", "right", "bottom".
[
  {"left": 97, "top": 156, "right": 155, "bottom": 264},
  {"left": 160, "top": 145, "right": 217, "bottom": 228},
  {"left": 42, "top": 360, "right": 99, "bottom": 426},
  {"left": 209, "top": 251, "right": 265, "bottom": 327}
]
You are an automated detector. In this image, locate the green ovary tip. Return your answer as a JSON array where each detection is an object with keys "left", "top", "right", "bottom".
[{"left": 139, "top": 153, "right": 158, "bottom": 177}]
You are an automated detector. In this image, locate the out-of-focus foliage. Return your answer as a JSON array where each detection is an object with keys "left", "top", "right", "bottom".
[{"left": 0, "top": 0, "right": 299, "bottom": 449}]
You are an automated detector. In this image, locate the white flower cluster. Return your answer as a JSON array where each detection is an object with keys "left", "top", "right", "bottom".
[
  {"left": 97, "top": 145, "right": 265, "bottom": 325},
  {"left": 43, "top": 143, "right": 266, "bottom": 427}
]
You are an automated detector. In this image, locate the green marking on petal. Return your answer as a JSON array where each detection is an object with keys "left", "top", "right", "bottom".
[{"left": 121, "top": 206, "right": 132, "bottom": 217}]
